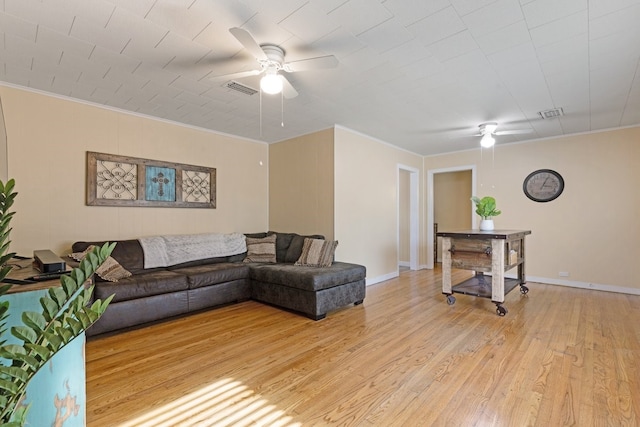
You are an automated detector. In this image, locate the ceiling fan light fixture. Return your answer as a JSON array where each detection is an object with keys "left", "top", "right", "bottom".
[
  {"left": 260, "top": 71, "right": 283, "bottom": 95},
  {"left": 480, "top": 122, "right": 498, "bottom": 135},
  {"left": 480, "top": 133, "right": 495, "bottom": 148}
]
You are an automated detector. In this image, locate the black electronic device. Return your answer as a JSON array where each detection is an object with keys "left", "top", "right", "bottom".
[
  {"left": 1, "top": 277, "right": 36, "bottom": 285},
  {"left": 26, "top": 271, "right": 68, "bottom": 282},
  {"left": 33, "top": 249, "right": 66, "bottom": 273}
]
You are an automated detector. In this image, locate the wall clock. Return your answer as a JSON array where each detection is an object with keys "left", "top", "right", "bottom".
[{"left": 523, "top": 169, "right": 564, "bottom": 202}]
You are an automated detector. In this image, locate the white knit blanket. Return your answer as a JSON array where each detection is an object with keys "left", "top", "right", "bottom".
[{"left": 139, "top": 233, "right": 247, "bottom": 269}]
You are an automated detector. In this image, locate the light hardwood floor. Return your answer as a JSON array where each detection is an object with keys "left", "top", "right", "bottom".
[{"left": 86, "top": 268, "right": 640, "bottom": 426}]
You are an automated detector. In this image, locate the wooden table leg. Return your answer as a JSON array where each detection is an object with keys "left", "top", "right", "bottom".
[
  {"left": 491, "top": 239, "right": 505, "bottom": 303},
  {"left": 442, "top": 237, "right": 452, "bottom": 294}
]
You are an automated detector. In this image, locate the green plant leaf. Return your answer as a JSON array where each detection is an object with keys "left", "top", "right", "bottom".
[
  {"left": 68, "top": 317, "right": 83, "bottom": 335},
  {"left": 10, "top": 352, "right": 40, "bottom": 370},
  {"left": 0, "top": 300, "right": 9, "bottom": 315},
  {"left": 70, "top": 268, "right": 86, "bottom": 289},
  {"left": 0, "top": 378, "right": 19, "bottom": 394},
  {"left": 39, "top": 297, "right": 59, "bottom": 322},
  {"left": 76, "top": 311, "right": 92, "bottom": 328},
  {"left": 0, "top": 344, "right": 26, "bottom": 357},
  {"left": 43, "top": 332, "right": 62, "bottom": 351},
  {"left": 0, "top": 285, "right": 12, "bottom": 299},
  {"left": 11, "top": 326, "right": 37, "bottom": 344},
  {"left": 99, "top": 294, "right": 114, "bottom": 311},
  {"left": 59, "top": 274, "right": 77, "bottom": 297},
  {"left": 48, "top": 287, "right": 67, "bottom": 308},
  {"left": 21, "top": 312, "right": 46, "bottom": 333},
  {"left": 0, "top": 366, "right": 28, "bottom": 383},
  {"left": 24, "top": 344, "right": 51, "bottom": 360},
  {"left": 86, "top": 252, "right": 100, "bottom": 270},
  {"left": 56, "top": 327, "right": 73, "bottom": 344},
  {"left": 3, "top": 401, "right": 29, "bottom": 427}
]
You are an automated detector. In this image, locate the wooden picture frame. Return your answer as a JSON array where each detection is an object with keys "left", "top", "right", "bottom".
[{"left": 86, "top": 151, "right": 216, "bottom": 208}]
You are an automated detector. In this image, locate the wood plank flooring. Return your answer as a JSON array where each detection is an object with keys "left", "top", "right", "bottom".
[{"left": 86, "top": 267, "right": 640, "bottom": 426}]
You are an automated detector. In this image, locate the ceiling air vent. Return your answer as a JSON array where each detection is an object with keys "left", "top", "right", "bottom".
[
  {"left": 538, "top": 107, "right": 564, "bottom": 119},
  {"left": 225, "top": 81, "right": 258, "bottom": 96}
]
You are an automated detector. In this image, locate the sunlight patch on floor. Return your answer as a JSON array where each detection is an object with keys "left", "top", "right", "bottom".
[{"left": 118, "top": 378, "right": 302, "bottom": 427}]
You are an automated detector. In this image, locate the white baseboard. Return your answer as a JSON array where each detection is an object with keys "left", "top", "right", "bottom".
[
  {"left": 526, "top": 276, "right": 640, "bottom": 296},
  {"left": 366, "top": 271, "right": 399, "bottom": 286},
  {"left": 398, "top": 261, "right": 410, "bottom": 267},
  {"left": 382, "top": 268, "right": 640, "bottom": 296}
]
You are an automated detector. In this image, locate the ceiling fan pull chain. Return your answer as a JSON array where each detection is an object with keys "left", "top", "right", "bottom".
[
  {"left": 259, "top": 89, "right": 263, "bottom": 137},
  {"left": 281, "top": 90, "right": 284, "bottom": 127}
]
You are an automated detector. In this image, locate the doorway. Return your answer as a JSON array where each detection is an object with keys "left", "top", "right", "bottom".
[
  {"left": 426, "top": 165, "right": 476, "bottom": 269},
  {"left": 398, "top": 165, "right": 419, "bottom": 271},
  {"left": 433, "top": 170, "right": 473, "bottom": 262}
]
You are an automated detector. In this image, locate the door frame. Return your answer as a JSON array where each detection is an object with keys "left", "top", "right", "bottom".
[
  {"left": 426, "top": 165, "right": 476, "bottom": 269},
  {"left": 397, "top": 164, "right": 419, "bottom": 271}
]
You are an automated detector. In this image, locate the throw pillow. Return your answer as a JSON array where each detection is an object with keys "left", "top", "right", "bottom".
[
  {"left": 294, "top": 238, "right": 338, "bottom": 268},
  {"left": 243, "top": 234, "right": 277, "bottom": 263},
  {"left": 69, "top": 245, "right": 132, "bottom": 282}
]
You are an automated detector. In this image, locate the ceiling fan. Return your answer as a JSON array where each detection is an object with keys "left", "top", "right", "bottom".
[
  {"left": 211, "top": 27, "right": 339, "bottom": 99},
  {"left": 476, "top": 122, "right": 532, "bottom": 147}
]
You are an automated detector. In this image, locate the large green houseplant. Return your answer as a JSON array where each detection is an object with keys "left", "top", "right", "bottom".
[
  {"left": 471, "top": 196, "right": 501, "bottom": 231},
  {"left": 0, "top": 179, "right": 114, "bottom": 426}
]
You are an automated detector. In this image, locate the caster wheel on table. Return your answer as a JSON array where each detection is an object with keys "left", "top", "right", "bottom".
[
  {"left": 520, "top": 285, "right": 529, "bottom": 295},
  {"left": 446, "top": 295, "right": 456, "bottom": 305},
  {"left": 496, "top": 305, "right": 508, "bottom": 316}
]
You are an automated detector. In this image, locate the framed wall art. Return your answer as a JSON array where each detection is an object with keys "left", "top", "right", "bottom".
[{"left": 86, "top": 151, "right": 216, "bottom": 208}]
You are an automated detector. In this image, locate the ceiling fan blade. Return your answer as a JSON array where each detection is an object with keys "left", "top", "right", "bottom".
[
  {"left": 229, "top": 27, "right": 268, "bottom": 61},
  {"left": 210, "top": 69, "right": 262, "bottom": 82},
  {"left": 494, "top": 129, "right": 533, "bottom": 135},
  {"left": 283, "top": 55, "right": 338, "bottom": 73},
  {"left": 280, "top": 75, "right": 298, "bottom": 99}
]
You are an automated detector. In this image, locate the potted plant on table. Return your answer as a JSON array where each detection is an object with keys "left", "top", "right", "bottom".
[
  {"left": 471, "top": 196, "right": 501, "bottom": 231},
  {"left": 0, "top": 179, "right": 114, "bottom": 426}
]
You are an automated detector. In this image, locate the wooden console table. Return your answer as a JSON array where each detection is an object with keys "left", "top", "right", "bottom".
[{"left": 437, "top": 229, "right": 531, "bottom": 316}]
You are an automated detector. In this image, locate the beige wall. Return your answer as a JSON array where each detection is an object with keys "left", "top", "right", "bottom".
[
  {"left": 334, "top": 127, "right": 424, "bottom": 282},
  {"left": 268, "top": 128, "right": 334, "bottom": 239},
  {"left": 425, "top": 127, "right": 640, "bottom": 292},
  {"left": 0, "top": 95, "right": 7, "bottom": 182},
  {"left": 5, "top": 85, "right": 637, "bottom": 294},
  {"left": 0, "top": 85, "right": 269, "bottom": 255},
  {"left": 434, "top": 170, "right": 472, "bottom": 262}
]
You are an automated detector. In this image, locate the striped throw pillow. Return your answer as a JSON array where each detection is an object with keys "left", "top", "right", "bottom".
[
  {"left": 69, "top": 245, "right": 132, "bottom": 282},
  {"left": 243, "top": 234, "right": 277, "bottom": 263},
  {"left": 294, "top": 238, "right": 338, "bottom": 267}
]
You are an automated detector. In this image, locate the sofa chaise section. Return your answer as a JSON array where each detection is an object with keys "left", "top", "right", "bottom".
[{"left": 249, "top": 262, "right": 366, "bottom": 320}]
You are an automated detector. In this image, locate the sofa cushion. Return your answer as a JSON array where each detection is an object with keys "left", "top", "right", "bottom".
[
  {"left": 93, "top": 270, "right": 189, "bottom": 303},
  {"left": 272, "top": 232, "right": 296, "bottom": 262},
  {"left": 294, "top": 238, "right": 338, "bottom": 268},
  {"left": 249, "top": 262, "right": 366, "bottom": 292},
  {"left": 168, "top": 254, "right": 242, "bottom": 269},
  {"left": 243, "top": 235, "right": 277, "bottom": 263},
  {"left": 245, "top": 232, "right": 269, "bottom": 239},
  {"left": 284, "top": 233, "right": 324, "bottom": 263},
  {"left": 170, "top": 263, "right": 250, "bottom": 290},
  {"left": 72, "top": 240, "right": 145, "bottom": 275}
]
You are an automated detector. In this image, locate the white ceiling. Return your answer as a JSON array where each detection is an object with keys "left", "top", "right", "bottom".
[{"left": 1, "top": 0, "right": 639, "bottom": 155}]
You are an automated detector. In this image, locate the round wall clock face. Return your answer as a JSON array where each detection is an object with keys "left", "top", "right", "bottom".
[{"left": 523, "top": 169, "right": 564, "bottom": 202}]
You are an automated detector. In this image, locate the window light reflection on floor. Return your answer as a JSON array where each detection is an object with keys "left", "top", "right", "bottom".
[{"left": 118, "top": 378, "right": 302, "bottom": 427}]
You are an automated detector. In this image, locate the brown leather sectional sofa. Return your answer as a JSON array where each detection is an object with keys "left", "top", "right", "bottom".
[{"left": 72, "top": 232, "right": 366, "bottom": 337}]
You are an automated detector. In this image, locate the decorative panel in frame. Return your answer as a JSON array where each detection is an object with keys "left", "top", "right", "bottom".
[{"left": 86, "top": 152, "right": 216, "bottom": 208}]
